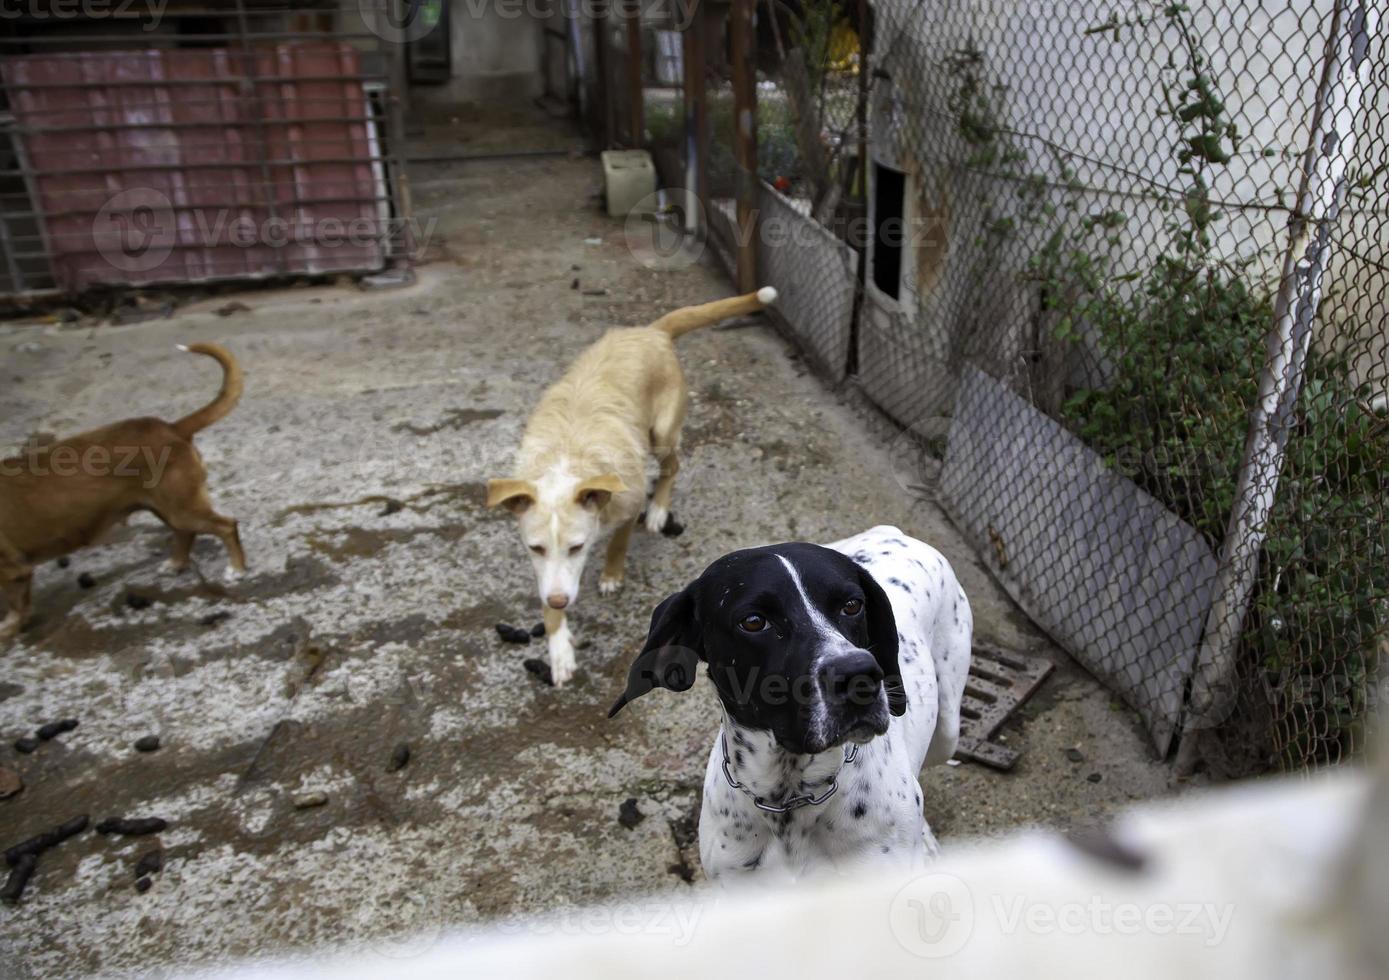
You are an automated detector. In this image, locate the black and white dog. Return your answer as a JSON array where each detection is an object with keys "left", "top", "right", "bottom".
[{"left": 610, "top": 525, "right": 972, "bottom": 879}]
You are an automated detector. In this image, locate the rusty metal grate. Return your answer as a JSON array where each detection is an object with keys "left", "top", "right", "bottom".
[{"left": 955, "top": 643, "right": 1054, "bottom": 771}]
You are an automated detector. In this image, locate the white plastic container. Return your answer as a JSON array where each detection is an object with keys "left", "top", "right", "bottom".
[{"left": 601, "top": 149, "right": 657, "bottom": 218}]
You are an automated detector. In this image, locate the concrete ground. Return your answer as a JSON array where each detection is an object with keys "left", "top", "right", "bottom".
[{"left": 1, "top": 106, "right": 1180, "bottom": 978}]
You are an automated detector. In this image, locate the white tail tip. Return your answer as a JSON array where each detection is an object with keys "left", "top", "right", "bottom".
[
  {"left": 757, "top": 286, "right": 778, "bottom": 305},
  {"left": 175, "top": 344, "right": 190, "bottom": 352}
]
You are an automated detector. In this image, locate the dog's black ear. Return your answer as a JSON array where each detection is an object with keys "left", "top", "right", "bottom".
[
  {"left": 858, "top": 565, "right": 905, "bottom": 716},
  {"left": 608, "top": 585, "right": 703, "bottom": 718}
]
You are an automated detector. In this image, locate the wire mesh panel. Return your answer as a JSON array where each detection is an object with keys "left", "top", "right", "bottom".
[
  {"left": 703, "top": 8, "right": 739, "bottom": 270},
  {"left": 642, "top": 6, "right": 685, "bottom": 186},
  {"left": 740, "top": 0, "right": 868, "bottom": 373},
  {"left": 753, "top": 0, "right": 865, "bottom": 224},
  {"left": 942, "top": 366, "right": 1220, "bottom": 755},
  {"left": 756, "top": 182, "right": 858, "bottom": 376}
]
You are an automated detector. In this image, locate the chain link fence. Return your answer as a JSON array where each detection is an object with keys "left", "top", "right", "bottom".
[
  {"left": 747, "top": 0, "right": 865, "bottom": 377},
  {"left": 861, "top": 0, "right": 1385, "bottom": 774},
  {"left": 600, "top": 0, "right": 1386, "bottom": 775}
]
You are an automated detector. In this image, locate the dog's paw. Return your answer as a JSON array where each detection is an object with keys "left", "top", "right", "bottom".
[
  {"left": 164, "top": 559, "right": 190, "bottom": 577},
  {"left": 223, "top": 565, "right": 247, "bottom": 585},
  {"left": 549, "top": 643, "right": 576, "bottom": 687},
  {"left": 643, "top": 503, "right": 669, "bottom": 534},
  {"left": 599, "top": 575, "right": 623, "bottom": 596}
]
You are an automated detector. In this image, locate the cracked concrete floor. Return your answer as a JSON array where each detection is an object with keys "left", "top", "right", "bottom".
[{"left": 0, "top": 114, "right": 1180, "bottom": 978}]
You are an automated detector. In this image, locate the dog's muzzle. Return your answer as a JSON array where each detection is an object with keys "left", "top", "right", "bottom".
[{"left": 817, "top": 650, "right": 883, "bottom": 708}]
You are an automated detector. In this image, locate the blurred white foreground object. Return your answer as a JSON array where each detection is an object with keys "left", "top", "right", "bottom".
[{"left": 206, "top": 758, "right": 1386, "bottom": 980}]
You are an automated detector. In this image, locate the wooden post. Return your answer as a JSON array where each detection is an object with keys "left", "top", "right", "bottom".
[
  {"left": 855, "top": 0, "right": 869, "bottom": 208},
  {"left": 625, "top": 0, "right": 644, "bottom": 147},
  {"left": 730, "top": 0, "right": 757, "bottom": 291},
  {"left": 681, "top": 0, "right": 708, "bottom": 231},
  {"left": 594, "top": 1, "right": 613, "bottom": 148}
]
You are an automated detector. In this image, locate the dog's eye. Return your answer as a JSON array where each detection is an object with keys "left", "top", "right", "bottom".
[
  {"left": 842, "top": 598, "right": 864, "bottom": 616},
  {"left": 529, "top": 545, "right": 546, "bottom": 557},
  {"left": 568, "top": 544, "right": 583, "bottom": 556},
  {"left": 737, "top": 614, "right": 769, "bottom": 633}
]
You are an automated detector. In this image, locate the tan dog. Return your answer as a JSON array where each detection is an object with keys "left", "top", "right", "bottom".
[
  {"left": 488, "top": 287, "right": 777, "bottom": 686},
  {"left": 0, "top": 343, "right": 245, "bottom": 644}
]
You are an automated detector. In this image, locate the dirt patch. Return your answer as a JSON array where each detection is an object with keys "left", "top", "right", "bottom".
[
  {"left": 273, "top": 482, "right": 487, "bottom": 525},
  {"left": 391, "top": 407, "right": 504, "bottom": 436},
  {"left": 305, "top": 525, "right": 473, "bottom": 564}
]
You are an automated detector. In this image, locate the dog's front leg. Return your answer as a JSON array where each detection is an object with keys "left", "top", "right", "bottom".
[
  {"left": 0, "top": 566, "right": 33, "bottom": 645},
  {"left": 543, "top": 605, "right": 576, "bottom": 686},
  {"left": 600, "top": 518, "right": 637, "bottom": 595},
  {"left": 644, "top": 451, "right": 680, "bottom": 533}
]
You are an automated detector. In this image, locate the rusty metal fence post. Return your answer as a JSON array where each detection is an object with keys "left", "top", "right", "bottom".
[
  {"left": 730, "top": 0, "right": 757, "bottom": 292},
  {"left": 385, "top": 0, "right": 416, "bottom": 264},
  {"left": 1179, "top": 0, "right": 1382, "bottom": 766},
  {"left": 682, "top": 0, "right": 709, "bottom": 233},
  {"left": 624, "top": 0, "right": 644, "bottom": 148}
]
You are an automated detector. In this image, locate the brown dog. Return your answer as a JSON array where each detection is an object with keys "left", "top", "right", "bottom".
[{"left": 0, "top": 342, "right": 245, "bottom": 643}]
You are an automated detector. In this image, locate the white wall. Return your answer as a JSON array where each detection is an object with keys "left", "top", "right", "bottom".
[{"left": 865, "top": 0, "right": 1386, "bottom": 397}]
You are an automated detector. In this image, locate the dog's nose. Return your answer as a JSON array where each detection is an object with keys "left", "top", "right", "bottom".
[
  {"left": 818, "top": 651, "right": 883, "bottom": 705},
  {"left": 546, "top": 593, "right": 570, "bottom": 610}
]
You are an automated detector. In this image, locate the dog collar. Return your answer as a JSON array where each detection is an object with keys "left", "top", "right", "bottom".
[{"left": 719, "top": 730, "right": 859, "bottom": 814}]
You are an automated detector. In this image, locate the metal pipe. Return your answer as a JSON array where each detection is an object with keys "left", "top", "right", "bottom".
[{"left": 1179, "top": 0, "right": 1381, "bottom": 761}]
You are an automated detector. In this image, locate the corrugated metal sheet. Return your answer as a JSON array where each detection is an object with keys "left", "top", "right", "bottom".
[
  {"left": 939, "top": 366, "right": 1219, "bottom": 757},
  {"left": 755, "top": 182, "right": 857, "bottom": 379},
  {"left": 2, "top": 42, "right": 386, "bottom": 292}
]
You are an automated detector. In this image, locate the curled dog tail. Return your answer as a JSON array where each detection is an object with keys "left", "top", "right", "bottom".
[
  {"left": 172, "top": 342, "right": 243, "bottom": 439},
  {"left": 651, "top": 286, "right": 778, "bottom": 339}
]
